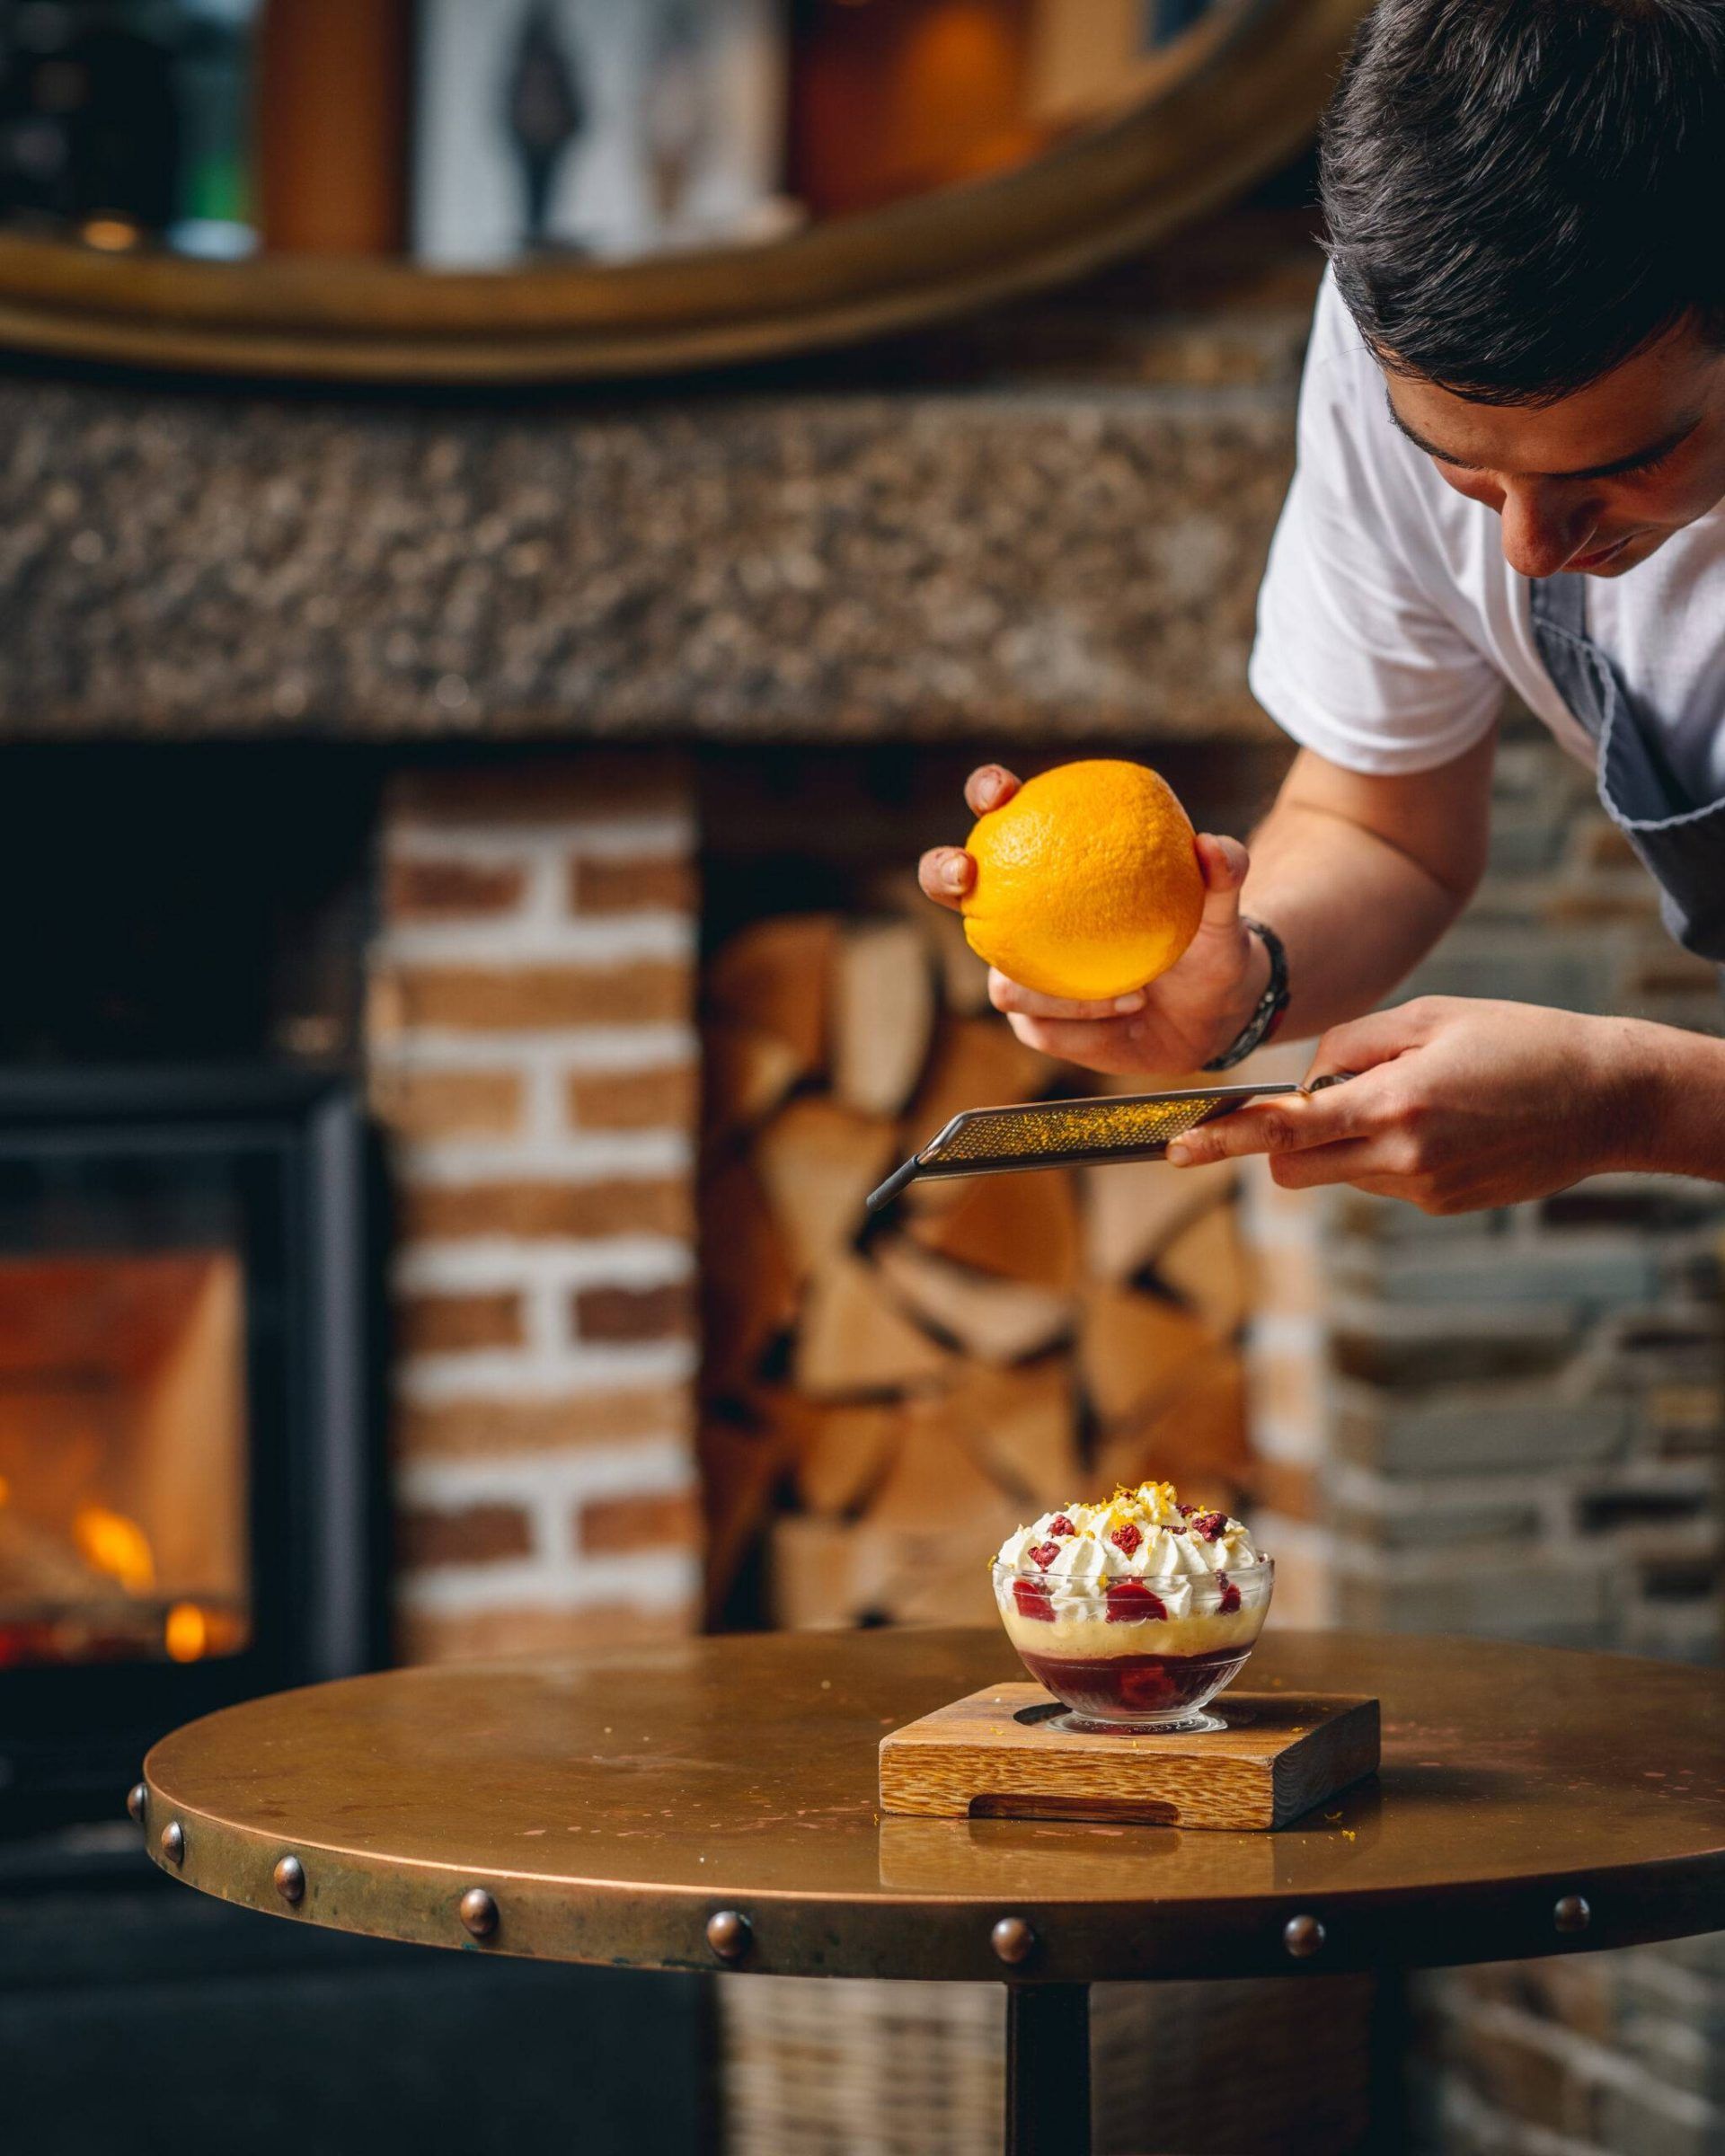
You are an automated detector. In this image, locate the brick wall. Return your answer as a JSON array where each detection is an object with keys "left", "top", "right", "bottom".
[
  {"left": 367, "top": 757, "right": 703, "bottom": 1662},
  {"left": 1239, "top": 714, "right": 1725, "bottom": 2153}
]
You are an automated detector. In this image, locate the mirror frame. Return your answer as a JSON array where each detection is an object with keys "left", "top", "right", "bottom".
[{"left": 0, "top": 0, "right": 1366, "bottom": 385}]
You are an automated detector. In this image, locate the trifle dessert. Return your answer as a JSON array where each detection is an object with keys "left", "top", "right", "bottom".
[{"left": 993, "top": 1481, "right": 1271, "bottom": 1731}]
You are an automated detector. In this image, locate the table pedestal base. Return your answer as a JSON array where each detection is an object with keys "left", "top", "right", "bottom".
[{"left": 1005, "top": 1984, "right": 1090, "bottom": 2156}]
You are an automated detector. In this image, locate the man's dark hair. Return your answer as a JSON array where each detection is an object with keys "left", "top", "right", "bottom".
[{"left": 1322, "top": 0, "right": 1725, "bottom": 404}]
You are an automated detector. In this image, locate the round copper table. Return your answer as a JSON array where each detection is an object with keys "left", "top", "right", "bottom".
[{"left": 138, "top": 1628, "right": 1725, "bottom": 2155}]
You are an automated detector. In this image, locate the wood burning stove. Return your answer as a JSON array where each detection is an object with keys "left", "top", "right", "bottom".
[{"left": 0, "top": 1067, "right": 379, "bottom": 1830}]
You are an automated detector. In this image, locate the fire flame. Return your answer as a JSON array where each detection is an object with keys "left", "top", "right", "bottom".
[
  {"left": 73, "top": 1506, "right": 156, "bottom": 1595},
  {"left": 164, "top": 1602, "right": 210, "bottom": 1663}
]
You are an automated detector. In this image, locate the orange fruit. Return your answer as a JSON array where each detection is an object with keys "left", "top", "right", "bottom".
[{"left": 960, "top": 759, "right": 1204, "bottom": 1001}]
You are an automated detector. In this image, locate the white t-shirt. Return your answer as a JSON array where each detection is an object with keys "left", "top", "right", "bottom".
[{"left": 1249, "top": 270, "right": 1725, "bottom": 801}]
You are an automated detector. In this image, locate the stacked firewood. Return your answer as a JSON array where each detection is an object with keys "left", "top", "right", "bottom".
[{"left": 698, "top": 879, "right": 1251, "bottom": 1630}]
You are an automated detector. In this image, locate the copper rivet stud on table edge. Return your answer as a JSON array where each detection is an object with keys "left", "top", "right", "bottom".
[
  {"left": 273, "top": 1855, "right": 305, "bottom": 1906},
  {"left": 1283, "top": 1913, "right": 1325, "bottom": 1960},
  {"left": 992, "top": 1916, "right": 1036, "bottom": 1966},
  {"left": 127, "top": 1782, "right": 146, "bottom": 1825},
  {"left": 459, "top": 1887, "right": 499, "bottom": 1940},
  {"left": 706, "top": 1910, "right": 752, "bottom": 1964},
  {"left": 160, "top": 1820, "right": 185, "bottom": 1868},
  {"left": 1554, "top": 1893, "right": 1592, "bottom": 1936}
]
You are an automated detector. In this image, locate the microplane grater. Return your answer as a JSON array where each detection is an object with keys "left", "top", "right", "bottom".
[{"left": 865, "top": 1075, "right": 1349, "bottom": 1213}]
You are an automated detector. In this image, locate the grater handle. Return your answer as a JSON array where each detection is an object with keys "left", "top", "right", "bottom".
[{"left": 864, "top": 1156, "right": 924, "bottom": 1215}]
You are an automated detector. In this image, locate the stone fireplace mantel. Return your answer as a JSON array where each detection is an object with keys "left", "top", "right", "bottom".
[{"left": 0, "top": 213, "right": 1318, "bottom": 747}]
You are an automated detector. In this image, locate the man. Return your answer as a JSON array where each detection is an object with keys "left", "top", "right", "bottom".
[{"left": 919, "top": 0, "right": 1725, "bottom": 1215}]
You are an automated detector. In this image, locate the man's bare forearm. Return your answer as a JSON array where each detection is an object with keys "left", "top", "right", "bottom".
[
  {"left": 1241, "top": 800, "right": 1472, "bottom": 1038},
  {"left": 1234, "top": 737, "right": 1497, "bottom": 1040},
  {"left": 1621, "top": 1019, "right": 1725, "bottom": 1181}
]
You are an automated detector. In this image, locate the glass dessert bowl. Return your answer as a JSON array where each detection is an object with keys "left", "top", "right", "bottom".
[{"left": 992, "top": 1484, "right": 1272, "bottom": 1733}]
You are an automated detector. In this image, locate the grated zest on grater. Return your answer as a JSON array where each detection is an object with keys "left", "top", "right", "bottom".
[{"left": 865, "top": 1075, "right": 1350, "bottom": 1212}]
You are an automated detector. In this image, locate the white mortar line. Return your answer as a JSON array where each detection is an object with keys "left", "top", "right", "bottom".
[
  {"left": 1324, "top": 1291, "right": 1582, "bottom": 1337},
  {"left": 376, "top": 914, "right": 694, "bottom": 966},
  {"left": 397, "top": 1552, "right": 701, "bottom": 1617},
  {"left": 385, "top": 813, "right": 693, "bottom": 862},
  {"left": 1536, "top": 1482, "right": 1579, "bottom": 1542},
  {"left": 392, "top": 1239, "right": 693, "bottom": 1293},
  {"left": 1327, "top": 1462, "right": 1404, "bottom": 1514},
  {"left": 1235, "top": 1211, "right": 1324, "bottom": 1252},
  {"left": 524, "top": 1275, "right": 573, "bottom": 1363},
  {"left": 398, "top": 1435, "right": 691, "bottom": 1507},
  {"left": 397, "top": 1339, "right": 696, "bottom": 1401},
  {"left": 391, "top": 1348, "right": 694, "bottom": 1399},
  {"left": 395, "top": 1129, "right": 691, "bottom": 1180},
  {"left": 570, "top": 818, "right": 698, "bottom": 861},
  {"left": 1243, "top": 1312, "right": 1326, "bottom": 1357},
  {"left": 521, "top": 846, "right": 569, "bottom": 929},
  {"left": 1243, "top": 1512, "right": 1325, "bottom": 1548},
  {"left": 1326, "top": 1542, "right": 1614, "bottom": 1586},
  {"left": 368, "top": 1024, "right": 698, "bottom": 1072},
  {"left": 1329, "top": 1464, "right": 1574, "bottom": 1515},
  {"left": 526, "top": 1058, "right": 571, "bottom": 1145},
  {"left": 1239, "top": 1416, "right": 1325, "bottom": 1465}
]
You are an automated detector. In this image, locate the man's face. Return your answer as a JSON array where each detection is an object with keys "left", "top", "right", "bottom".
[{"left": 1384, "top": 316, "right": 1725, "bottom": 579}]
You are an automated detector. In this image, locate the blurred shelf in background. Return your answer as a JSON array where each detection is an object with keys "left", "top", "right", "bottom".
[{"left": 0, "top": 0, "right": 1366, "bottom": 382}]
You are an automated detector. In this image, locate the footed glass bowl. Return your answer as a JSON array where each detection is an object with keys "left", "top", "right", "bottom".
[{"left": 992, "top": 1556, "right": 1274, "bottom": 1733}]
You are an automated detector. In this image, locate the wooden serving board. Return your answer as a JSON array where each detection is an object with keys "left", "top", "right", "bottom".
[{"left": 878, "top": 1685, "right": 1380, "bottom": 1831}]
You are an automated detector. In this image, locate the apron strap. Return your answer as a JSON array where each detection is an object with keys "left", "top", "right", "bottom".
[
  {"left": 1528, "top": 571, "right": 1725, "bottom": 973},
  {"left": 1527, "top": 570, "right": 1588, "bottom": 641},
  {"left": 1527, "top": 571, "right": 1606, "bottom": 747}
]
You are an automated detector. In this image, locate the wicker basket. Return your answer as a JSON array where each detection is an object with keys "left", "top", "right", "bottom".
[{"left": 719, "top": 1973, "right": 1376, "bottom": 2154}]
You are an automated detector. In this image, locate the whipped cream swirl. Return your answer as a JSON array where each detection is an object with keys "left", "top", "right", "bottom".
[{"left": 995, "top": 1481, "right": 1264, "bottom": 1622}]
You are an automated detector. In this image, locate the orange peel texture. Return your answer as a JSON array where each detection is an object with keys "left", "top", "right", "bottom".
[{"left": 960, "top": 759, "right": 1205, "bottom": 1002}]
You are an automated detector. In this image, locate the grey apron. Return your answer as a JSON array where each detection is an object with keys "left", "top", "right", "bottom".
[{"left": 1529, "top": 572, "right": 1725, "bottom": 965}]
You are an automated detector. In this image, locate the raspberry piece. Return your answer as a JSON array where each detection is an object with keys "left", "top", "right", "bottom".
[
  {"left": 1176, "top": 1502, "right": 1198, "bottom": 1517},
  {"left": 1048, "top": 1514, "right": 1077, "bottom": 1538},
  {"left": 1110, "top": 1522, "right": 1143, "bottom": 1557},
  {"left": 1013, "top": 1579, "right": 1056, "bottom": 1622},
  {"left": 1027, "top": 1541, "right": 1061, "bottom": 1568},
  {"left": 1190, "top": 1510, "right": 1228, "bottom": 1542},
  {"left": 1217, "top": 1573, "right": 1242, "bottom": 1614},
  {"left": 1105, "top": 1579, "right": 1168, "bottom": 1624}
]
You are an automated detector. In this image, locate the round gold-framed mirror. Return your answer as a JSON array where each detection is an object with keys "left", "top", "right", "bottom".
[{"left": 0, "top": 0, "right": 1365, "bottom": 384}]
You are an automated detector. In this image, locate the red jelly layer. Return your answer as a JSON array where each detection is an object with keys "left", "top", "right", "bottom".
[{"left": 1015, "top": 1643, "right": 1247, "bottom": 1720}]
